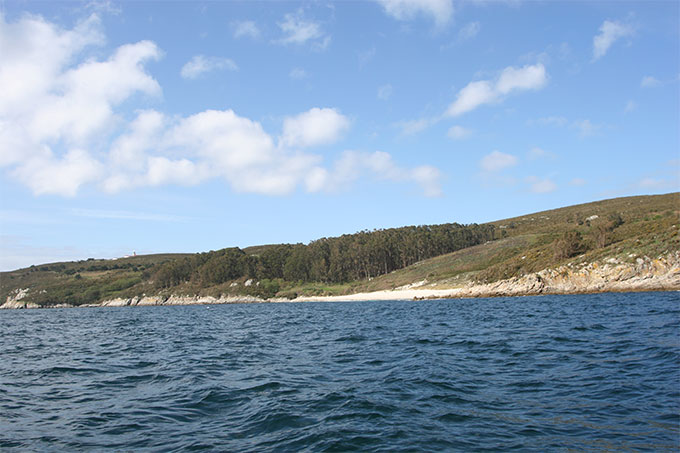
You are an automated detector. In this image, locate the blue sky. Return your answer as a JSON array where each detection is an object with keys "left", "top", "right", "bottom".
[{"left": 0, "top": 0, "right": 678, "bottom": 270}]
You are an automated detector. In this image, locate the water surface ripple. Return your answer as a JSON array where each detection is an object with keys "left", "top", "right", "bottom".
[{"left": 1, "top": 292, "right": 678, "bottom": 451}]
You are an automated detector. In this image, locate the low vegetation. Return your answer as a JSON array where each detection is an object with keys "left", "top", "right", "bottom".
[{"left": 1, "top": 193, "right": 677, "bottom": 306}]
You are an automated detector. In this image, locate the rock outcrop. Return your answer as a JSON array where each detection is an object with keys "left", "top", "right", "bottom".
[
  {"left": 451, "top": 251, "right": 680, "bottom": 299},
  {"left": 97, "top": 294, "right": 265, "bottom": 308}
]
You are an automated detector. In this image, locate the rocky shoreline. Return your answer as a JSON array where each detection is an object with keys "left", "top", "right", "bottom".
[{"left": 2, "top": 252, "right": 678, "bottom": 309}]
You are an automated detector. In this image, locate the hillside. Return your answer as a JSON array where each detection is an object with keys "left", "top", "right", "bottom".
[{"left": 1, "top": 193, "right": 678, "bottom": 308}]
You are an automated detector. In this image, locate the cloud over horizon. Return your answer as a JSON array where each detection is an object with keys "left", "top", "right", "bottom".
[{"left": 0, "top": 13, "right": 440, "bottom": 198}]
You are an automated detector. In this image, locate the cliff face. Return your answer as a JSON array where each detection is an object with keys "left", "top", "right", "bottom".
[{"left": 454, "top": 252, "right": 680, "bottom": 298}]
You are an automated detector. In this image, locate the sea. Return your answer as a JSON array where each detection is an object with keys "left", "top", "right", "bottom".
[{"left": 1, "top": 292, "right": 678, "bottom": 452}]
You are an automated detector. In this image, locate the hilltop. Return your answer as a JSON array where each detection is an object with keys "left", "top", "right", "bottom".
[{"left": 1, "top": 193, "right": 678, "bottom": 308}]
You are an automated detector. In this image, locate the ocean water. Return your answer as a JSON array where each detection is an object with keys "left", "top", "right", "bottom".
[{"left": 0, "top": 292, "right": 678, "bottom": 452}]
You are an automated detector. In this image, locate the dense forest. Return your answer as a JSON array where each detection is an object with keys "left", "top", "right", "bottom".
[{"left": 153, "top": 223, "right": 496, "bottom": 288}]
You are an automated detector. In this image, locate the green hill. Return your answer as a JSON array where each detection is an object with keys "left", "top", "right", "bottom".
[{"left": 1, "top": 193, "right": 677, "bottom": 307}]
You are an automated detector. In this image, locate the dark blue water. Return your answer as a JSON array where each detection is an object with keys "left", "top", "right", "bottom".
[{"left": 1, "top": 292, "right": 678, "bottom": 452}]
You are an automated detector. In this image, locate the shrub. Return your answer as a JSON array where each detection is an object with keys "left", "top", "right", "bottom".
[{"left": 553, "top": 231, "right": 583, "bottom": 259}]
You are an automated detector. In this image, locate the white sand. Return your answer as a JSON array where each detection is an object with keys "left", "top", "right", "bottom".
[{"left": 292, "top": 287, "right": 462, "bottom": 302}]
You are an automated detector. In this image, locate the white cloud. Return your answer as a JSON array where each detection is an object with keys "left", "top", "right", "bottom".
[
  {"left": 0, "top": 13, "right": 104, "bottom": 119},
  {"left": 281, "top": 108, "right": 350, "bottom": 148},
  {"left": 569, "top": 178, "right": 587, "bottom": 186},
  {"left": 446, "top": 81, "right": 495, "bottom": 117},
  {"left": 180, "top": 55, "right": 238, "bottom": 79},
  {"left": 396, "top": 118, "right": 434, "bottom": 136},
  {"left": 458, "top": 21, "right": 480, "bottom": 40},
  {"left": 496, "top": 64, "right": 547, "bottom": 94},
  {"left": 377, "top": 0, "right": 454, "bottom": 27},
  {"left": 526, "top": 176, "right": 557, "bottom": 193},
  {"left": 108, "top": 110, "right": 165, "bottom": 171},
  {"left": 232, "top": 20, "right": 260, "bottom": 39},
  {"left": 447, "top": 125, "right": 471, "bottom": 140},
  {"left": 593, "top": 20, "right": 633, "bottom": 61},
  {"left": 0, "top": 13, "right": 441, "bottom": 198},
  {"left": 277, "top": 11, "right": 330, "bottom": 50},
  {"left": 0, "top": 13, "right": 161, "bottom": 195},
  {"left": 320, "top": 151, "right": 442, "bottom": 197},
  {"left": 446, "top": 63, "right": 547, "bottom": 117},
  {"left": 641, "top": 75, "right": 661, "bottom": 88},
  {"left": 480, "top": 150, "right": 517, "bottom": 172},
  {"left": 12, "top": 148, "right": 104, "bottom": 197},
  {"left": 289, "top": 67, "right": 308, "bottom": 79},
  {"left": 378, "top": 84, "right": 393, "bottom": 100}
]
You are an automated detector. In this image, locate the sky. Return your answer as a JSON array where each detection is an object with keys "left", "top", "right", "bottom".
[{"left": 0, "top": 0, "right": 678, "bottom": 271}]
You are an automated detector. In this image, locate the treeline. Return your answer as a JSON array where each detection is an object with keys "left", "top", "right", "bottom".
[{"left": 154, "top": 223, "right": 495, "bottom": 288}]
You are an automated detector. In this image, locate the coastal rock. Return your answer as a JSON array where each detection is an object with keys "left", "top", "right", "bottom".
[
  {"left": 96, "top": 294, "right": 265, "bottom": 308},
  {"left": 101, "top": 298, "right": 131, "bottom": 307},
  {"left": 453, "top": 251, "right": 680, "bottom": 299},
  {"left": 136, "top": 296, "right": 163, "bottom": 306},
  {"left": 0, "top": 288, "right": 36, "bottom": 309}
]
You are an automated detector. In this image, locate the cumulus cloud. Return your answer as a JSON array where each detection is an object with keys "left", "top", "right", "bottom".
[
  {"left": 377, "top": 0, "right": 454, "bottom": 27},
  {"left": 569, "top": 178, "right": 586, "bottom": 186},
  {"left": 12, "top": 149, "right": 104, "bottom": 197},
  {"left": 320, "top": 151, "right": 442, "bottom": 197},
  {"left": 480, "top": 150, "right": 517, "bottom": 172},
  {"left": 277, "top": 11, "right": 330, "bottom": 50},
  {"left": 593, "top": 20, "right": 633, "bottom": 61},
  {"left": 446, "top": 63, "right": 547, "bottom": 117},
  {"left": 281, "top": 108, "right": 350, "bottom": 148},
  {"left": 0, "top": 13, "right": 161, "bottom": 195},
  {"left": 231, "top": 20, "right": 260, "bottom": 39},
  {"left": 0, "top": 13, "right": 440, "bottom": 198},
  {"left": 180, "top": 55, "right": 238, "bottom": 79}
]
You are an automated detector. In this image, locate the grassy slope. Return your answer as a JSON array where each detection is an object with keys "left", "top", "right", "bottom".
[
  {"left": 344, "top": 193, "right": 679, "bottom": 293},
  {"left": 1, "top": 193, "right": 678, "bottom": 305},
  {"left": 0, "top": 254, "right": 190, "bottom": 305}
]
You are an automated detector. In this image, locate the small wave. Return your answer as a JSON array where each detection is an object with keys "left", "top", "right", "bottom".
[
  {"left": 436, "top": 412, "right": 475, "bottom": 423},
  {"left": 334, "top": 335, "right": 368, "bottom": 342}
]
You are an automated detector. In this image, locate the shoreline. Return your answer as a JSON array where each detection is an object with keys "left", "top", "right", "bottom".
[
  {"left": 3, "top": 252, "right": 678, "bottom": 309},
  {"left": 1, "top": 287, "right": 677, "bottom": 310}
]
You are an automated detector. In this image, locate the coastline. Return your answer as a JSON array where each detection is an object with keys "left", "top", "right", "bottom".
[{"left": 2, "top": 252, "right": 678, "bottom": 309}]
